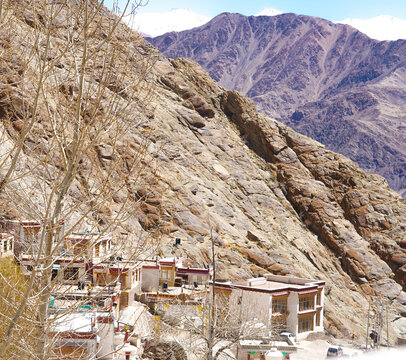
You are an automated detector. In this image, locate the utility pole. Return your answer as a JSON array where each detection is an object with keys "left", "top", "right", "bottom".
[
  {"left": 377, "top": 301, "right": 382, "bottom": 348},
  {"left": 386, "top": 304, "right": 389, "bottom": 348},
  {"left": 207, "top": 227, "right": 216, "bottom": 360},
  {"left": 366, "top": 298, "right": 387, "bottom": 350},
  {"left": 365, "top": 299, "right": 371, "bottom": 351}
]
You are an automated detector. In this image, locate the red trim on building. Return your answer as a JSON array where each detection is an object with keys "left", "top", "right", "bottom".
[
  {"left": 93, "top": 265, "right": 135, "bottom": 271},
  {"left": 214, "top": 282, "right": 319, "bottom": 295},
  {"left": 54, "top": 259, "right": 85, "bottom": 264},
  {"left": 297, "top": 289, "right": 318, "bottom": 296},
  {"left": 159, "top": 257, "right": 184, "bottom": 266},
  {"left": 97, "top": 316, "right": 114, "bottom": 324},
  {"left": 176, "top": 267, "right": 212, "bottom": 276},
  {"left": 21, "top": 221, "right": 41, "bottom": 227}
]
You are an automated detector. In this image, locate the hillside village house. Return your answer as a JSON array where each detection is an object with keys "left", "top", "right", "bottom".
[
  {"left": 19, "top": 220, "right": 65, "bottom": 254},
  {"left": 0, "top": 218, "right": 42, "bottom": 256},
  {"left": 49, "top": 311, "right": 115, "bottom": 360},
  {"left": 93, "top": 259, "right": 142, "bottom": 307},
  {"left": 214, "top": 274, "right": 325, "bottom": 341},
  {"left": 19, "top": 230, "right": 113, "bottom": 284},
  {"left": 49, "top": 231, "right": 143, "bottom": 310},
  {"left": 0, "top": 232, "right": 14, "bottom": 257},
  {"left": 139, "top": 256, "right": 213, "bottom": 304},
  {"left": 5, "top": 219, "right": 139, "bottom": 310},
  {"left": 140, "top": 256, "right": 213, "bottom": 291}
]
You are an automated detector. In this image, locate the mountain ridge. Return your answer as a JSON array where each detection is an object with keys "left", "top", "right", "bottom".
[
  {"left": 129, "top": 7, "right": 406, "bottom": 40},
  {"left": 148, "top": 12, "right": 406, "bottom": 198}
]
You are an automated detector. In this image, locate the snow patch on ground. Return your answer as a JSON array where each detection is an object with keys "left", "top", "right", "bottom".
[{"left": 255, "top": 8, "right": 283, "bottom": 17}]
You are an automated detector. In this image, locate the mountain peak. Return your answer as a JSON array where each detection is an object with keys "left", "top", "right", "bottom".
[{"left": 148, "top": 12, "right": 406, "bottom": 198}]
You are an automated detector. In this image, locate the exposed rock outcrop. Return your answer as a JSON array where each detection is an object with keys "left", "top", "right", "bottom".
[{"left": 149, "top": 13, "right": 406, "bottom": 198}]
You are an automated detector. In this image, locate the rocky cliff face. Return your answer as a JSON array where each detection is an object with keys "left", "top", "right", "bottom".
[
  {"left": 1, "top": 3, "right": 406, "bottom": 342},
  {"left": 148, "top": 13, "right": 406, "bottom": 198}
]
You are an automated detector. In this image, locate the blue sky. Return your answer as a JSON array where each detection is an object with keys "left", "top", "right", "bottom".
[{"left": 105, "top": 0, "right": 406, "bottom": 21}]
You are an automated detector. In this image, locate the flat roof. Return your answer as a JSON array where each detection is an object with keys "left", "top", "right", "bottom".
[
  {"left": 176, "top": 267, "right": 212, "bottom": 275},
  {"left": 215, "top": 275, "right": 325, "bottom": 294},
  {"left": 65, "top": 232, "right": 111, "bottom": 242},
  {"left": 50, "top": 312, "right": 94, "bottom": 334},
  {"left": 93, "top": 259, "right": 141, "bottom": 270},
  {"left": 159, "top": 256, "right": 183, "bottom": 265},
  {"left": 53, "top": 284, "right": 120, "bottom": 298},
  {"left": 144, "top": 284, "right": 209, "bottom": 296}
]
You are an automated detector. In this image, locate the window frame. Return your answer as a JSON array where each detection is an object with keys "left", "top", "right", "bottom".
[
  {"left": 272, "top": 296, "right": 288, "bottom": 314},
  {"left": 161, "top": 269, "right": 170, "bottom": 280},
  {"left": 316, "top": 308, "right": 322, "bottom": 326},
  {"left": 298, "top": 314, "right": 314, "bottom": 333},
  {"left": 316, "top": 290, "right": 322, "bottom": 306},
  {"left": 299, "top": 294, "right": 315, "bottom": 312}
]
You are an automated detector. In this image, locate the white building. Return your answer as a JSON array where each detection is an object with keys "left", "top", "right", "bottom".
[
  {"left": 214, "top": 274, "right": 325, "bottom": 341},
  {"left": 0, "top": 233, "right": 14, "bottom": 257},
  {"left": 49, "top": 311, "right": 115, "bottom": 360},
  {"left": 140, "top": 256, "right": 213, "bottom": 291}
]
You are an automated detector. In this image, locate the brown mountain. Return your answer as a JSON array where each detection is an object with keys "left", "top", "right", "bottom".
[
  {"left": 1, "top": 2, "right": 406, "bottom": 345},
  {"left": 148, "top": 12, "right": 406, "bottom": 198}
]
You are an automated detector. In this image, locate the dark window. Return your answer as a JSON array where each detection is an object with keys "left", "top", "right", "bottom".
[
  {"left": 299, "top": 295, "right": 314, "bottom": 311},
  {"left": 316, "top": 290, "right": 321, "bottom": 305},
  {"left": 64, "top": 267, "right": 79, "bottom": 281},
  {"left": 272, "top": 297, "right": 288, "bottom": 314},
  {"left": 51, "top": 269, "right": 58, "bottom": 280},
  {"left": 298, "top": 314, "right": 314, "bottom": 333}
]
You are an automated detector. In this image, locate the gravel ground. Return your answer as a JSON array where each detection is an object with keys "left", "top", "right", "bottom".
[{"left": 290, "top": 339, "right": 406, "bottom": 360}]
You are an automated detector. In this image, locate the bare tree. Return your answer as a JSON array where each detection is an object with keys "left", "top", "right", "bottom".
[
  {"left": 155, "top": 288, "right": 270, "bottom": 360},
  {"left": 0, "top": 1, "right": 159, "bottom": 359}
]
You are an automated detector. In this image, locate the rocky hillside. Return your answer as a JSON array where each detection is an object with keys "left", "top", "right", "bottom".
[
  {"left": 1, "top": 2, "right": 406, "bottom": 342},
  {"left": 148, "top": 12, "right": 406, "bottom": 198}
]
